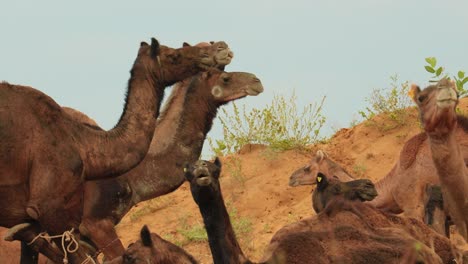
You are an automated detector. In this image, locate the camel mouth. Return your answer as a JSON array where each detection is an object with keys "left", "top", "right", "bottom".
[
  {"left": 196, "top": 175, "right": 211, "bottom": 186},
  {"left": 246, "top": 84, "right": 264, "bottom": 96},
  {"left": 288, "top": 179, "right": 300, "bottom": 187},
  {"left": 214, "top": 48, "right": 234, "bottom": 67},
  {"left": 436, "top": 98, "right": 457, "bottom": 108}
]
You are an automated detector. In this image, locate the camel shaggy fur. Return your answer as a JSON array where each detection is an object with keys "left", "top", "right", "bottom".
[
  {"left": 312, "top": 172, "right": 377, "bottom": 213},
  {"left": 0, "top": 38, "right": 230, "bottom": 263}
]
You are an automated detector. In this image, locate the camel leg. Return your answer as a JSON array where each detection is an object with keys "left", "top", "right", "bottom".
[
  {"left": 5, "top": 222, "right": 64, "bottom": 263},
  {"left": 423, "top": 185, "right": 450, "bottom": 237},
  {"left": 80, "top": 218, "right": 124, "bottom": 260},
  {"left": 20, "top": 241, "right": 39, "bottom": 264}
]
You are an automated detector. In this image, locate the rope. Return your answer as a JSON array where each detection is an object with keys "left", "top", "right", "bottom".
[
  {"left": 80, "top": 254, "right": 97, "bottom": 264},
  {"left": 27, "top": 228, "right": 79, "bottom": 264}
]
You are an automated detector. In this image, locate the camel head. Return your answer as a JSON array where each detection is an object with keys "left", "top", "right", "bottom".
[
  {"left": 103, "top": 225, "right": 197, "bottom": 264},
  {"left": 289, "top": 150, "right": 329, "bottom": 187},
  {"left": 194, "top": 69, "right": 264, "bottom": 106},
  {"left": 184, "top": 158, "right": 222, "bottom": 205},
  {"left": 410, "top": 78, "right": 459, "bottom": 134},
  {"left": 137, "top": 38, "right": 232, "bottom": 85},
  {"left": 183, "top": 41, "right": 234, "bottom": 70}
]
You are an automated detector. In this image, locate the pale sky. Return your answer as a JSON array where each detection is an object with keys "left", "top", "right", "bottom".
[{"left": 1, "top": 0, "right": 467, "bottom": 157}]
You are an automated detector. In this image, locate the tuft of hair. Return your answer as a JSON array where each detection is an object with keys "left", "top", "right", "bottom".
[
  {"left": 140, "top": 225, "right": 153, "bottom": 247},
  {"left": 150, "top": 38, "right": 160, "bottom": 59}
]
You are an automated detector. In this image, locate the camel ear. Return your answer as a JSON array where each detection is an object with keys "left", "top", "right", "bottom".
[
  {"left": 183, "top": 162, "right": 193, "bottom": 181},
  {"left": 150, "top": 38, "right": 160, "bottom": 59},
  {"left": 316, "top": 150, "right": 326, "bottom": 162},
  {"left": 140, "top": 41, "right": 149, "bottom": 47},
  {"left": 408, "top": 84, "right": 421, "bottom": 103},
  {"left": 140, "top": 225, "right": 153, "bottom": 248},
  {"left": 210, "top": 41, "right": 215, "bottom": 45},
  {"left": 183, "top": 42, "right": 191, "bottom": 47},
  {"left": 214, "top": 157, "right": 222, "bottom": 169}
]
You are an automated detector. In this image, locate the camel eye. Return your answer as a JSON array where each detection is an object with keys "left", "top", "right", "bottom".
[
  {"left": 418, "top": 95, "right": 427, "bottom": 103},
  {"left": 222, "top": 76, "right": 230, "bottom": 83},
  {"left": 123, "top": 254, "right": 136, "bottom": 264}
]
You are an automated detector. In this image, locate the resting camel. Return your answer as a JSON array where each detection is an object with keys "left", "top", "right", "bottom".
[
  {"left": 312, "top": 172, "right": 377, "bottom": 213},
  {"left": 104, "top": 225, "right": 198, "bottom": 264},
  {"left": 289, "top": 123, "right": 468, "bottom": 220},
  {"left": 181, "top": 158, "right": 461, "bottom": 263},
  {"left": 411, "top": 78, "right": 468, "bottom": 242},
  {"left": 0, "top": 38, "right": 230, "bottom": 263}
]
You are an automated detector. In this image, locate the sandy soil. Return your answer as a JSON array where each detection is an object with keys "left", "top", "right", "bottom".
[{"left": 1, "top": 99, "right": 467, "bottom": 263}]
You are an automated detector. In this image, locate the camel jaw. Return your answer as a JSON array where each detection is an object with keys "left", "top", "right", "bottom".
[
  {"left": 436, "top": 98, "right": 457, "bottom": 109},
  {"left": 196, "top": 176, "right": 212, "bottom": 186}
]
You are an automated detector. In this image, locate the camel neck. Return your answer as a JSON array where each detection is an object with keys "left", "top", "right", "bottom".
[
  {"left": 429, "top": 131, "right": 466, "bottom": 184},
  {"left": 197, "top": 187, "right": 249, "bottom": 264},
  {"left": 128, "top": 77, "right": 218, "bottom": 203},
  {"left": 80, "top": 58, "right": 162, "bottom": 180}
]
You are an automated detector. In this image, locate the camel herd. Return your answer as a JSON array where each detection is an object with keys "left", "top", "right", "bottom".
[{"left": 0, "top": 37, "right": 467, "bottom": 264}]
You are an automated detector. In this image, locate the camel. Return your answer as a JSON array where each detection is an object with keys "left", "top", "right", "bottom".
[
  {"left": 289, "top": 126, "right": 468, "bottom": 220},
  {"left": 289, "top": 150, "right": 356, "bottom": 187},
  {"left": 16, "top": 67, "right": 262, "bottom": 262},
  {"left": 79, "top": 68, "right": 263, "bottom": 261},
  {"left": 424, "top": 185, "right": 451, "bottom": 237},
  {"left": 182, "top": 158, "right": 461, "bottom": 263},
  {"left": 312, "top": 172, "right": 377, "bottom": 213},
  {"left": 411, "top": 78, "right": 468, "bottom": 242},
  {"left": 103, "top": 225, "right": 197, "bottom": 264},
  {"left": 0, "top": 38, "right": 230, "bottom": 263}
]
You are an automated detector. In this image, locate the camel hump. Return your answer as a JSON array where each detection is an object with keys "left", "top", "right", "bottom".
[
  {"left": 399, "top": 132, "right": 427, "bottom": 169},
  {"left": 62, "top": 106, "right": 102, "bottom": 130}
]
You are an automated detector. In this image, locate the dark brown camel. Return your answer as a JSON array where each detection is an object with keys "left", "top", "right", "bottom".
[
  {"left": 411, "top": 78, "right": 468, "bottom": 242},
  {"left": 19, "top": 64, "right": 261, "bottom": 261},
  {"left": 183, "top": 158, "right": 460, "bottom": 264},
  {"left": 312, "top": 172, "right": 377, "bottom": 213},
  {"left": 103, "top": 225, "right": 198, "bottom": 264},
  {"left": 424, "top": 185, "right": 451, "bottom": 237},
  {"left": 0, "top": 38, "right": 230, "bottom": 263},
  {"left": 79, "top": 69, "right": 263, "bottom": 261}
]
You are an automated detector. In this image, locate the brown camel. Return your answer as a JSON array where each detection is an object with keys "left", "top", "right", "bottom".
[
  {"left": 0, "top": 38, "right": 230, "bottom": 263},
  {"left": 289, "top": 125, "right": 468, "bottom": 220},
  {"left": 312, "top": 172, "right": 377, "bottom": 213},
  {"left": 104, "top": 225, "right": 198, "bottom": 264},
  {"left": 79, "top": 68, "right": 263, "bottom": 260},
  {"left": 411, "top": 78, "right": 468, "bottom": 242},
  {"left": 181, "top": 158, "right": 461, "bottom": 264},
  {"left": 289, "top": 150, "right": 356, "bottom": 187},
  {"left": 20, "top": 67, "right": 262, "bottom": 262}
]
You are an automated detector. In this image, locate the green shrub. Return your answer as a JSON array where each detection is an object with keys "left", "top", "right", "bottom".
[
  {"left": 209, "top": 92, "right": 326, "bottom": 156},
  {"left": 358, "top": 74, "right": 413, "bottom": 128},
  {"left": 423, "top": 57, "right": 468, "bottom": 96}
]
